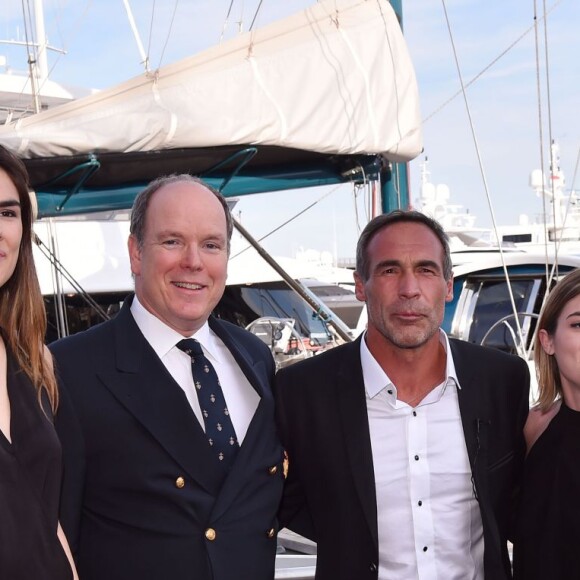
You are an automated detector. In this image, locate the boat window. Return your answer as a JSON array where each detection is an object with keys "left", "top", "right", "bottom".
[
  {"left": 502, "top": 234, "right": 532, "bottom": 243},
  {"left": 451, "top": 277, "right": 542, "bottom": 354},
  {"left": 213, "top": 283, "right": 332, "bottom": 347},
  {"left": 305, "top": 285, "right": 354, "bottom": 297}
]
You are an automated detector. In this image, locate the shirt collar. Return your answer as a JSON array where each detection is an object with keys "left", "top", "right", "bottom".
[
  {"left": 360, "top": 329, "right": 461, "bottom": 400},
  {"left": 130, "top": 295, "right": 218, "bottom": 361}
]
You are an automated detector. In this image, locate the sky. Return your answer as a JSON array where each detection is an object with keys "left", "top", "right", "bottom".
[{"left": 1, "top": 0, "right": 579, "bottom": 261}]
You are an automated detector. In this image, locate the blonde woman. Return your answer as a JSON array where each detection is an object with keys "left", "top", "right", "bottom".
[
  {"left": 513, "top": 268, "right": 580, "bottom": 579},
  {"left": 0, "top": 145, "right": 78, "bottom": 579}
]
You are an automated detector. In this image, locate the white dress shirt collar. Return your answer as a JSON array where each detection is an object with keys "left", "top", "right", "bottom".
[
  {"left": 130, "top": 295, "right": 218, "bottom": 362},
  {"left": 360, "top": 329, "right": 461, "bottom": 402},
  {"left": 130, "top": 295, "right": 259, "bottom": 442}
]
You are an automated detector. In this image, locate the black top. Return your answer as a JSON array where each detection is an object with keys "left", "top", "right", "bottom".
[
  {"left": 0, "top": 347, "right": 72, "bottom": 579},
  {"left": 513, "top": 402, "right": 580, "bottom": 580}
]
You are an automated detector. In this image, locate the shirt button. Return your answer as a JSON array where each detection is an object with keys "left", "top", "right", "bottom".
[
  {"left": 175, "top": 476, "right": 185, "bottom": 488},
  {"left": 268, "top": 465, "right": 278, "bottom": 476},
  {"left": 266, "top": 528, "right": 276, "bottom": 539},
  {"left": 414, "top": 454, "right": 419, "bottom": 461},
  {"left": 413, "top": 410, "right": 417, "bottom": 417},
  {"left": 423, "top": 546, "right": 428, "bottom": 552},
  {"left": 370, "top": 562, "right": 378, "bottom": 572},
  {"left": 205, "top": 528, "right": 216, "bottom": 541},
  {"left": 387, "top": 389, "right": 393, "bottom": 395},
  {"left": 418, "top": 500, "right": 423, "bottom": 506}
]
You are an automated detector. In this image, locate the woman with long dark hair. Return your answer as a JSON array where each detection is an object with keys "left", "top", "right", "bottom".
[
  {"left": 513, "top": 268, "right": 580, "bottom": 579},
  {"left": 0, "top": 145, "right": 78, "bottom": 579}
]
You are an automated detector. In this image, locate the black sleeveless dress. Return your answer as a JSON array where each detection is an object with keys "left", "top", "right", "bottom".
[
  {"left": 513, "top": 402, "right": 580, "bottom": 580},
  {"left": 0, "top": 348, "right": 72, "bottom": 579}
]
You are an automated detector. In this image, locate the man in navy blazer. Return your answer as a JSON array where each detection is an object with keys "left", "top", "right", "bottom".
[
  {"left": 52, "top": 175, "right": 284, "bottom": 580},
  {"left": 276, "top": 211, "right": 530, "bottom": 580}
]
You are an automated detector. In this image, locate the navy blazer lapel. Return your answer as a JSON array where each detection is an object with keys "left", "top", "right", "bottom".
[
  {"left": 336, "top": 338, "right": 379, "bottom": 551},
  {"left": 207, "top": 317, "right": 278, "bottom": 519},
  {"left": 209, "top": 317, "right": 268, "bottom": 398},
  {"left": 98, "top": 301, "right": 224, "bottom": 494}
]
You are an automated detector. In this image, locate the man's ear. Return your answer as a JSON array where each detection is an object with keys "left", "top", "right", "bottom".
[
  {"left": 128, "top": 235, "right": 141, "bottom": 277},
  {"left": 354, "top": 271, "right": 366, "bottom": 303},
  {"left": 445, "top": 275, "right": 454, "bottom": 303}
]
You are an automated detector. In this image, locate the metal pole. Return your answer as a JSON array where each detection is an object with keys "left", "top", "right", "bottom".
[
  {"left": 232, "top": 218, "right": 353, "bottom": 343},
  {"left": 382, "top": 0, "right": 411, "bottom": 213}
]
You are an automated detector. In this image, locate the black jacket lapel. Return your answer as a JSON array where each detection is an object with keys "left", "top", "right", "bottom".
[
  {"left": 336, "top": 338, "right": 379, "bottom": 551},
  {"left": 451, "top": 339, "right": 499, "bottom": 544}
]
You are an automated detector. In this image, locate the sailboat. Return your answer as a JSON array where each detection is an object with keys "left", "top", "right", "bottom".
[{"left": 0, "top": 0, "right": 421, "bottom": 344}]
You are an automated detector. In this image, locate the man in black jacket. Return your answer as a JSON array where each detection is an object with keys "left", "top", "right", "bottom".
[{"left": 276, "top": 210, "right": 529, "bottom": 580}]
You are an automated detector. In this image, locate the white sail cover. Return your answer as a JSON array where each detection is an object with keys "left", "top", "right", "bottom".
[{"left": 0, "top": 0, "right": 422, "bottom": 162}]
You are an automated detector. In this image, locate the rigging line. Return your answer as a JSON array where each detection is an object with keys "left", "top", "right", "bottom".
[
  {"left": 542, "top": 0, "right": 558, "bottom": 276},
  {"left": 249, "top": 0, "right": 264, "bottom": 31},
  {"left": 123, "top": 0, "right": 149, "bottom": 72},
  {"left": 352, "top": 164, "right": 369, "bottom": 232},
  {"left": 37, "top": 0, "right": 93, "bottom": 99},
  {"left": 45, "top": 218, "right": 68, "bottom": 338},
  {"left": 358, "top": 163, "right": 369, "bottom": 225},
  {"left": 532, "top": 0, "right": 550, "bottom": 286},
  {"left": 10, "top": 0, "right": 93, "bottom": 120},
  {"left": 146, "top": 0, "right": 156, "bottom": 69},
  {"left": 423, "top": 0, "right": 563, "bottom": 125},
  {"left": 229, "top": 184, "right": 342, "bottom": 259},
  {"left": 572, "top": 146, "right": 580, "bottom": 196},
  {"left": 19, "top": 0, "right": 40, "bottom": 113},
  {"left": 34, "top": 238, "right": 110, "bottom": 321},
  {"left": 528, "top": 145, "right": 580, "bottom": 360},
  {"left": 157, "top": 0, "right": 179, "bottom": 70},
  {"left": 441, "top": 0, "right": 528, "bottom": 359},
  {"left": 220, "top": 0, "right": 236, "bottom": 43},
  {"left": 353, "top": 184, "right": 362, "bottom": 234},
  {"left": 236, "top": 0, "right": 245, "bottom": 34}
]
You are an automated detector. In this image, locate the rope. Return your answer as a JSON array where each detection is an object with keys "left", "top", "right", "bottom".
[
  {"left": 19, "top": 0, "right": 40, "bottom": 113},
  {"left": 146, "top": 0, "right": 156, "bottom": 70},
  {"left": 524, "top": 0, "right": 560, "bottom": 360},
  {"left": 230, "top": 184, "right": 343, "bottom": 259},
  {"left": 541, "top": 0, "right": 557, "bottom": 274},
  {"left": 42, "top": 0, "right": 94, "bottom": 87},
  {"left": 249, "top": 0, "right": 264, "bottom": 31},
  {"left": 441, "top": 0, "right": 528, "bottom": 358},
  {"left": 220, "top": 0, "right": 236, "bottom": 43},
  {"left": 157, "top": 0, "right": 180, "bottom": 70},
  {"left": 423, "top": 0, "right": 563, "bottom": 125},
  {"left": 532, "top": 0, "right": 550, "bottom": 284}
]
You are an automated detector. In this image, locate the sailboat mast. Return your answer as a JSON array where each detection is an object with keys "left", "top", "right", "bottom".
[
  {"left": 33, "top": 0, "right": 49, "bottom": 86},
  {"left": 381, "top": 0, "right": 411, "bottom": 214}
]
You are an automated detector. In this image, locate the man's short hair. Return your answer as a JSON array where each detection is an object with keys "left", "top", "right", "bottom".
[
  {"left": 355, "top": 210, "right": 453, "bottom": 281},
  {"left": 130, "top": 174, "right": 234, "bottom": 252}
]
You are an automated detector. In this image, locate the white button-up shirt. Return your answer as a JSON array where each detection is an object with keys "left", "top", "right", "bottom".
[
  {"left": 131, "top": 296, "right": 260, "bottom": 443},
  {"left": 361, "top": 330, "right": 484, "bottom": 580}
]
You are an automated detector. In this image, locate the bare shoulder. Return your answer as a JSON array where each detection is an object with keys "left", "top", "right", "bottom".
[{"left": 524, "top": 400, "right": 561, "bottom": 453}]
